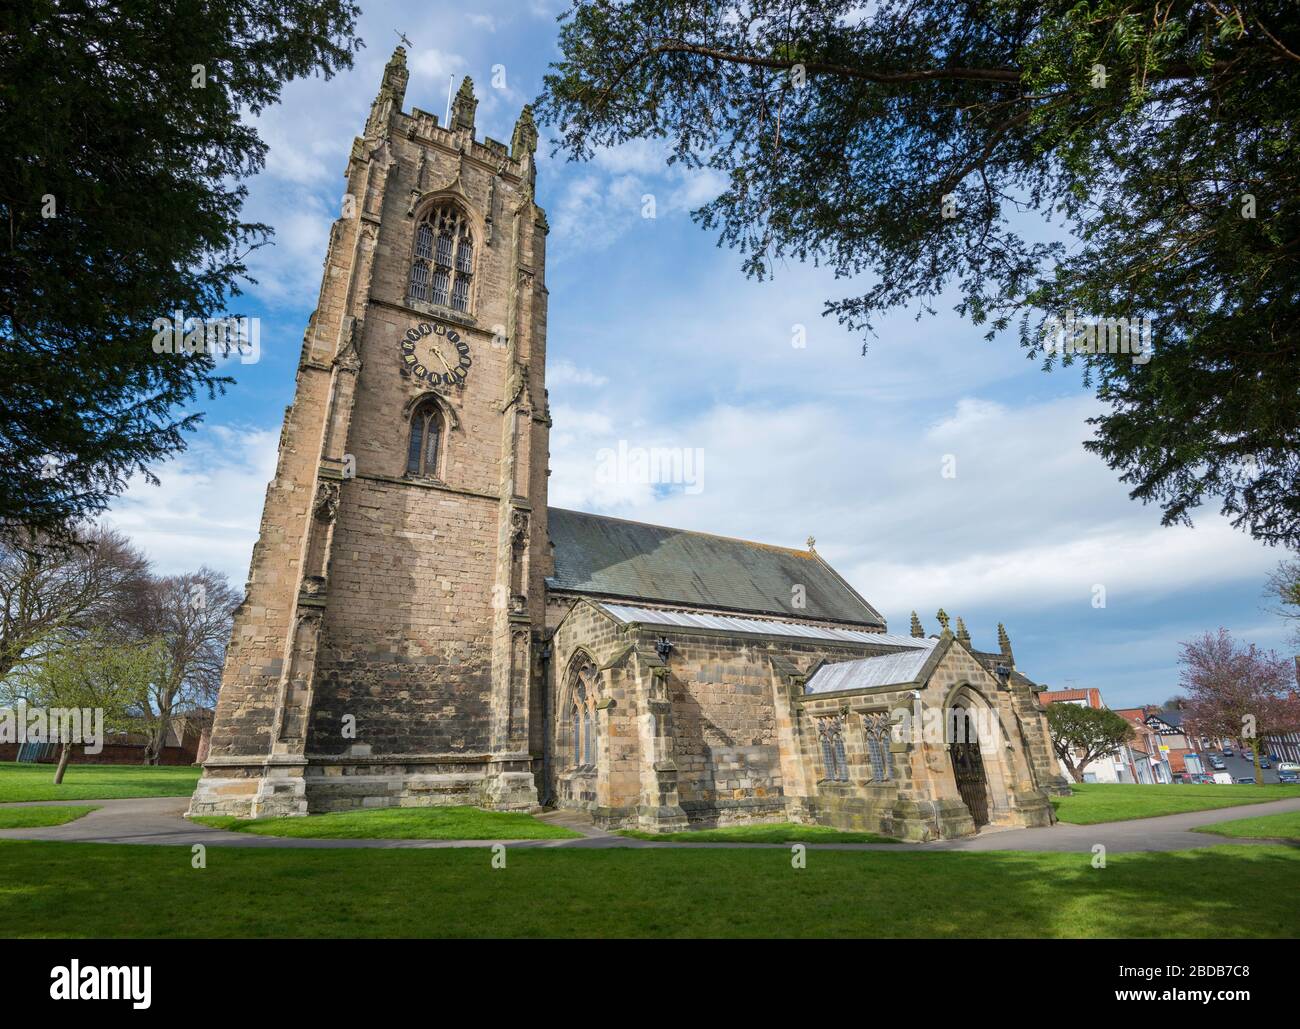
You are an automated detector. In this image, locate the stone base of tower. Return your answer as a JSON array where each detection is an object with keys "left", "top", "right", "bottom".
[
  {"left": 187, "top": 756, "right": 309, "bottom": 819},
  {"left": 187, "top": 754, "right": 540, "bottom": 818}
]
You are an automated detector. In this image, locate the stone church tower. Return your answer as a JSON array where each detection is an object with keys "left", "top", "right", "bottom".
[
  {"left": 192, "top": 47, "right": 1064, "bottom": 839},
  {"left": 190, "top": 49, "right": 550, "bottom": 817}
]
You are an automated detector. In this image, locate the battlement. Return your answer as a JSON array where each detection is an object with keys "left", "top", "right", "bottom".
[
  {"left": 368, "top": 47, "right": 539, "bottom": 176},
  {"left": 398, "top": 107, "right": 523, "bottom": 172}
]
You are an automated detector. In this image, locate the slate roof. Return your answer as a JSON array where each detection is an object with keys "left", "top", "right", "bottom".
[
  {"left": 1150, "top": 708, "right": 1186, "bottom": 729},
  {"left": 803, "top": 639, "right": 938, "bottom": 694},
  {"left": 547, "top": 508, "right": 883, "bottom": 626}
]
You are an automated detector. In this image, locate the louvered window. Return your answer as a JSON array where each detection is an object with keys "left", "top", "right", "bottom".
[
  {"left": 414, "top": 223, "right": 433, "bottom": 259},
  {"left": 408, "top": 262, "right": 429, "bottom": 302},
  {"left": 408, "top": 204, "right": 475, "bottom": 313},
  {"left": 451, "top": 276, "right": 469, "bottom": 312},
  {"left": 431, "top": 269, "right": 450, "bottom": 307}
]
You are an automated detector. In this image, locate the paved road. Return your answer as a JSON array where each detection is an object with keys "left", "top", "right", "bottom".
[
  {"left": 1202, "top": 747, "right": 1283, "bottom": 784},
  {"left": 2, "top": 795, "right": 1298, "bottom": 853}
]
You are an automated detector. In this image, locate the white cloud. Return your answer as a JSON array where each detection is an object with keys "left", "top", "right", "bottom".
[
  {"left": 408, "top": 47, "right": 465, "bottom": 84},
  {"left": 547, "top": 144, "right": 725, "bottom": 259},
  {"left": 547, "top": 359, "right": 608, "bottom": 389},
  {"left": 546, "top": 387, "right": 1280, "bottom": 624},
  {"left": 102, "top": 425, "right": 278, "bottom": 586}
]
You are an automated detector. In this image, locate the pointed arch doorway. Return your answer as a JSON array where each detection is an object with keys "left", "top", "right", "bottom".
[{"left": 949, "top": 707, "right": 990, "bottom": 827}]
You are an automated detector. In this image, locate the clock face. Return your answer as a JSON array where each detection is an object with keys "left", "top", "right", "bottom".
[{"left": 399, "top": 320, "right": 472, "bottom": 388}]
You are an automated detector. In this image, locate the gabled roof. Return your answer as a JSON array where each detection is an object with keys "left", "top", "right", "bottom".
[
  {"left": 547, "top": 508, "right": 883, "bottom": 626},
  {"left": 804, "top": 638, "right": 938, "bottom": 694},
  {"left": 1148, "top": 708, "right": 1186, "bottom": 729}
]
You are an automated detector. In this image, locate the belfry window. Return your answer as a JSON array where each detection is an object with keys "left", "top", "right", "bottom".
[
  {"left": 408, "top": 204, "right": 474, "bottom": 313},
  {"left": 406, "top": 400, "right": 444, "bottom": 478},
  {"left": 431, "top": 268, "right": 450, "bottom": 306},
  {"left": 414, "top": 222, "right": 433, "bottom": 260},
  {"left": 408, "top": 261, "right": 429, "bottom": 301}
]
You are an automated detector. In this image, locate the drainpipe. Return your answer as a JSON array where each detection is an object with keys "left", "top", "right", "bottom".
[{"left": 539, "top": 637, "right": 554, "bottom": 806}]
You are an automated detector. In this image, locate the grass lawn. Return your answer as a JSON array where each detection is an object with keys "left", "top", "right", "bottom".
[
  {"left": 1051, "top": 782, "right": 1300, "bottom": 825},
  {"left": 0, "top": 806, "right": 98, "bottom": 829},
  {"left": 0, "top": 763, "right": 200, "bottom": 803},
  {"left": 1193, "top": 811, "right": 1300, "bottom": 842},
  {"left": 190, "top": 805, "right": 583, "bottom": 840},
  {"left": 617, "top": 822, "right": 898, "bottom": 844},
  {"left": 0, "top": 839, "right": 1296, "bottom": 937}
]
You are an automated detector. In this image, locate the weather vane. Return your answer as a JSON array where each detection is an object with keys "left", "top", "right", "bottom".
[{"left": 394, "top": 29, "right": 413, "bottom": 48}]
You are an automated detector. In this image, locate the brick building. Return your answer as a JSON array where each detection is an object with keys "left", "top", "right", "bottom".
[{"left": 189, "top": 50, "right": 1065, "bottom": 840}]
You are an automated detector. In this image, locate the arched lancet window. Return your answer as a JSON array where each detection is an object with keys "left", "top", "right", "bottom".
[
  {"left": 817, "top": 715, "right": 848, "bottom": 782},
  {"left": 863, "top": 713, "right": 894, "bottom": 782},
  {"left": 406, "top": 399, "right": 444, "bottom": 478},
  {"left": 408, "top": 204, "right": 474, "bottom": 313},
  {"left": 566, "top": 657, "right": 600, "bottom": 769}
]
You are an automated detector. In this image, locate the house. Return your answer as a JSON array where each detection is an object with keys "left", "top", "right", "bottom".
[
  {"left": 1040, "top": 687, "right": 1133, "bottom": 783},
  {"left": 1113, "top": 708, "right": 1173, "bottom": 783},
  {"left": 1141, "top": 707, "right": 1207, "bottom": 777}
]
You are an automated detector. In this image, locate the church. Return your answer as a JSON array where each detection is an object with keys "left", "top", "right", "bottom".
[{"left": 189, "top": 49, "right": 1065, "bottom": 841}]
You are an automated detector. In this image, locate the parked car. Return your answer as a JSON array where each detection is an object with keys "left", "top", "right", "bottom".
[
  {"left": 1190, "top": 774, "right": 1217, "bottom": 784},
  {"left": 1277, "top": 763, "right": 1300, "bottom": 784},
  {"left": 1210, "top": 757, "right": 1227, "bottom": 770},
  {"left": 1259, "top": 758, "right": 1271, "bottom": 769},
  {"left": 1222, "top": 746, "right": 1234, "bottom": 757},
  {"left": 1235, "top": 776, "right": 1256, "bottom": 784}
]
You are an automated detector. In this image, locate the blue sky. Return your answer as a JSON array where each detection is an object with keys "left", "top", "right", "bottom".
[{"left": 103, "top": 0, "right": 1293, "bottom": 709}]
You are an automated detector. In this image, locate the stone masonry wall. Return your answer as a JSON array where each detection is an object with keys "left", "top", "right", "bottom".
[
  {"left": 547, "top": 601, "right": 915, "bottom": 829},
  {"left": 307, "top": 478, "right": 499, "bottom": 756},
  {"left": 193, "top": 52, "right": 550, "bottom": 817}
]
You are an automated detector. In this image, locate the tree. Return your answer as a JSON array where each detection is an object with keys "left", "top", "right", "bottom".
[
  {"left": 125, "top": 568, "right": 237, "bottom": 765},
  {"left": 1180, "top": 629, "right": 1300, "bottom": 785},
  {"left": 0, "top": 0, "right": 362, "bottom": 540},
  {"left": 1046, "top": 702, "right": 1134, "bottom": 782},
  {"left": 2, "top": 631, "right": 159, "bottom": 783},
  {"left": 0, "top": 528, "right": 149, "bottom": 681},
  {"left": 538, "top": 1, "right": 1300, "bottom": 546},
  {"left": 1265, "top": 554, "right": 1300, "bottom": 648}
]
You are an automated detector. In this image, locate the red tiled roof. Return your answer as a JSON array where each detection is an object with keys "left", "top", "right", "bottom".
[{"left": 1040, "top": 688, "right": 1104, "bottom": 708}]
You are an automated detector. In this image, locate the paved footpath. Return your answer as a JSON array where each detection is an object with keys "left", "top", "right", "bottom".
[{"left": 1, "top": 795, "right": 1298, "bottom": 854}]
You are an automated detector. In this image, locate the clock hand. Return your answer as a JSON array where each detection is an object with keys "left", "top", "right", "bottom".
[{"left": 431, "top": 343, "right": 455, "bottom": 376}]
